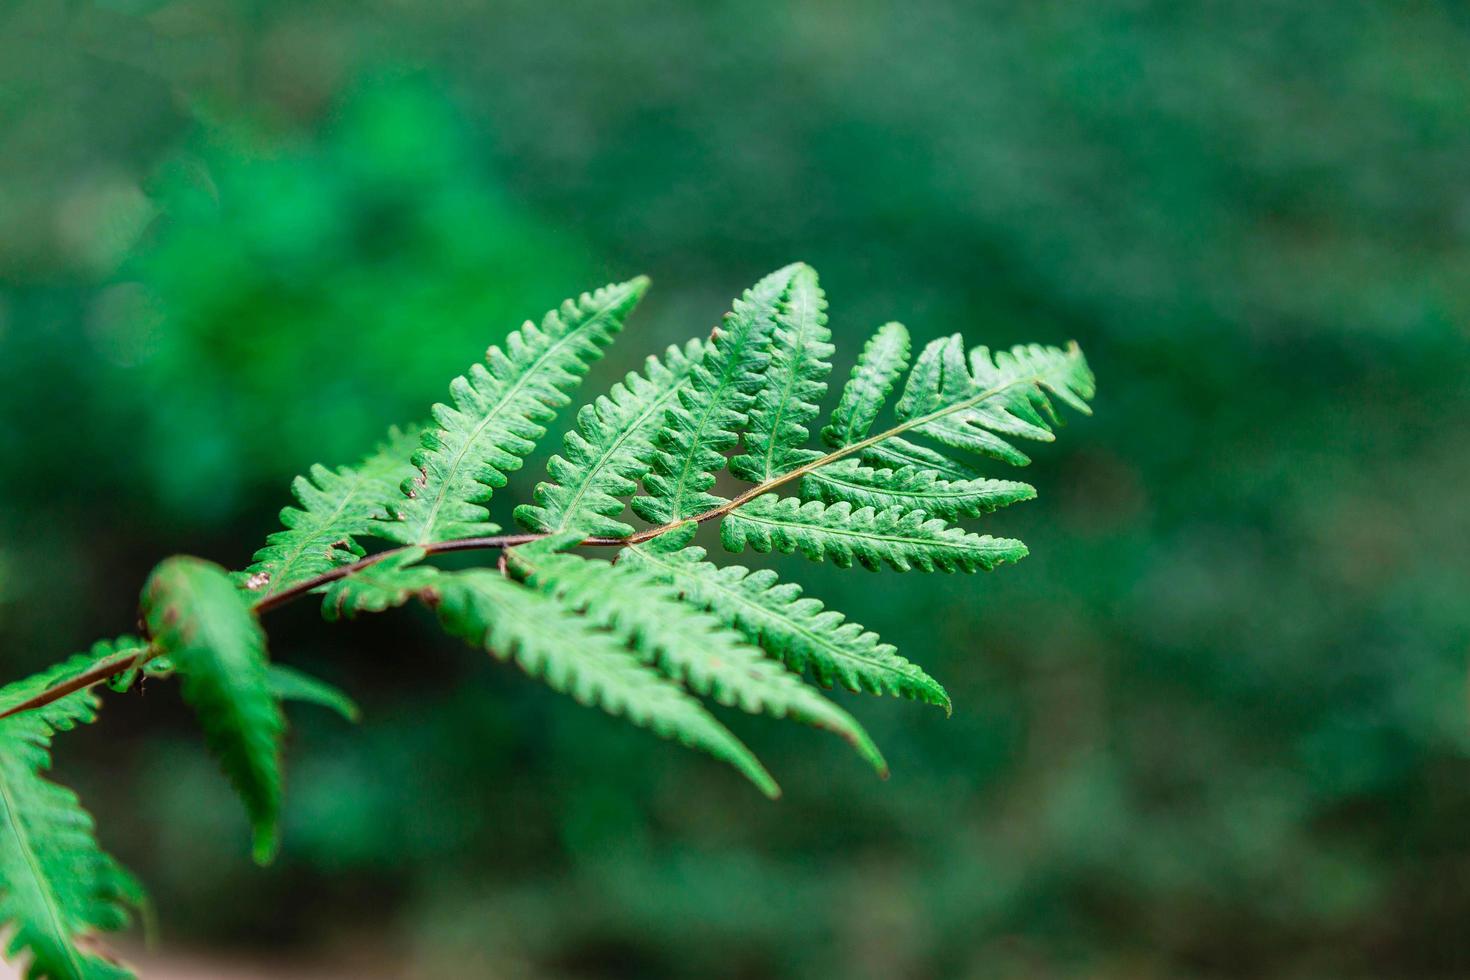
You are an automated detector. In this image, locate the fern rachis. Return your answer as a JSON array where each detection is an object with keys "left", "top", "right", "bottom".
[{"left": 0, "top": 264, "right": 1094, "bottom": 976}]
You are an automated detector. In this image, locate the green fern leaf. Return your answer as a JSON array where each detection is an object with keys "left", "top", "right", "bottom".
[
  {"left": 801, "top": 459, "right": 1035, "bottom": 521},
  {"left": 241, "top": 426, "right": 419, "bottom": 598},
  {"left": 142, "top": 557, "right": 284, "bottom": 864},
  {"left": 821, "top": 321, "right": 910, "bottom": 448},
  {"left": 384, "top": 278, "right": 648, "bottom": 544},
  {"left": 721, "top": 495, "right": 1027, "bottom": 572},
  {"left": 0, "top": 645, "right": 145, "bottom": 980},
  {"left": 434, "top": 570, "right": 779, "bottom": 797},
  {"left": 508, "top": 545, "right": 887, "bottom": 776},
  {"left": 319, "top": 548, "right": 437, "bottom": 622},
  {"left": 885, "top": 337, "right": 1094, "bottom": 467},
  {"left": 857, "top": 436, "right": 984, "bottom": 481},
  {"left": 266, "top": 665, "right": 360, "bottom": 723},
  {"left": 620, "top": 542, "right": 948, "bottom": 711},
  {"left": 632, "top": 264, "right": 799, "bottom": 525},
  {"left": 729, "top": 264, "right": 832, "bottom": 482},
  {"left": 514, "top": 339, "right": 704, "bottom": 537}
]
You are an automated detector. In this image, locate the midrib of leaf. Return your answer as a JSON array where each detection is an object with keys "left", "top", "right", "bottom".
[
  {"left": 416, "top": 304, "right": 621, "bottom": 539},
  {"left": 757, "top": 280, "right": 818, "bottom": 481},
  {"left": 554, "top": 376, "right": 688, "bottom": 532},
  {"left": 0, "top": 764, "right": 84, "bottom": 979},
  {"left": 625, "top": 544, "right": 914, "bottom": 680}
]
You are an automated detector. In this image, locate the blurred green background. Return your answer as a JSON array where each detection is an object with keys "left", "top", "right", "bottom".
[{"left": 3, "top": 2, "right": 1469, "bottom": 977}]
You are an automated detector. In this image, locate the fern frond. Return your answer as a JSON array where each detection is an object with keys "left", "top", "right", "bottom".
[
  {"left": 632, "top": 265, "right": 799, "bottom": 525},
  {"left": 800, "top": 459, "right": 1035, "bottom": 521},
  {"left": 821, "top": 321, "right": 910, "bottom": 448},
  {"left": 729, "top": 264, "right": 832, "bottom": 483},
  {"left": 884, "top": 337, "right": 1094, "bottom": 467},
  {"left": 721, "top": 495, "right": 1027, "bottom": 572},
  {"left": 0, "top": 262, "right": 1103, "bottom": 968},
  {"left": 319, "top": 549, "right": 437, "bottom": 622},
  {"left": 620, "top": 542, "right": 948, "bottom": 711},
  {"left": 384, "top": 278, "right": 649, "bottom": 544},
  {"left": 142, "top": 557, "right": 284, "bottom": 864},
  {"left": 0, "top": 644, "right": 144, "bottom": 980},
  {"left": 508, "top": 545, "right": 887, "bottom": 776},
  {"left": 242, "top": 426, "right": 419, "bottom": 598},
  {"left": 434, "top": 570, "right": 779, "bottom": 797},
  {"left": 514, "top": 339, "right": 704, "bottom": 538}
]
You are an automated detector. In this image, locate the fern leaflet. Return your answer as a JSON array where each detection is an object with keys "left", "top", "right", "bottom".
[
  {"left": 515, "top": 339, "right": 704, "bottom": 537},
  {"left": 721, "top": 495, "right": 1028, "bottom": 572},
  {"left": 821, "top": 321, "right": 910, "bottom": 448},
  {"left": 267, "top": 665, "right": 360, "bottom": 724},
  {"left": 800, "top": 459, "right": 1035, "bottom": 521},
  {"left": 385, "top": 278, "right": 648, "bottom": 544},
  {"left": 632, "top": 264, "right": 798, "bottom": 524},
  {"left": 434, "top": 570, "right": 779, "bottom": 797},
  {"left": 883, "top": 336, "right": 1093, "bottom": 467},
  {"left": 856, "top": 435, "right": 985, "bottom": 481},
  {"left": 319, "top": 548, "right": 437, "bottom": 622},
  {"left": 508, "top": 544, "right": 887, "bottom": 775},
  {"left": 142, "top": 558, "right": 284, "bottom": 864},
  {"left": 621, "top": 541, "right": 949, "bottom": 711},
  {"left": 729, "top": 264, "right": 832, "bottom": 483}
]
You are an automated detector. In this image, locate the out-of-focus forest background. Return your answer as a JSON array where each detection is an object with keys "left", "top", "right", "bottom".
[{"left": 2, "top": 2, "right": 1468, "bottom": 977}]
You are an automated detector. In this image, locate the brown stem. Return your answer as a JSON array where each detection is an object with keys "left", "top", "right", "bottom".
[{"left": 0, "top": 650, "right": 156, "bottom": 722}]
